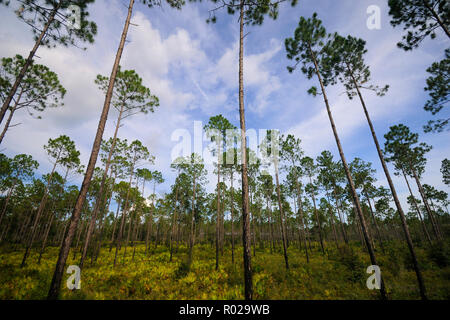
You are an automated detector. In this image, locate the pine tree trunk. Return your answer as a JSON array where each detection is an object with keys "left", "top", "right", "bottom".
[
  {"left": 47, "top": 0, "right": 135, "bottom": 300},
  {"left": 109, "top": 198, "right": 121, "bottom": 252},
  {"left": 187, "top": 172, "right": 197, "bottom": 269},
  {"left": 274, "top": 165, "right": 289, "bottom": 269},
  {"left": 215, "top": 143, "right": 221, "bottom": 270},
  {"left": 21, "top": 159, "right": 58, "bottom": 267},
  {"left": 80, "top": 105, "right": 124, "bottom": 269},
  {"left": 169, "top": 186, "right": 179, "bottom": 262},
  {"left": 0, "top": 181, "right": 16, "bottom": 227},
  {"left": 411, "top": 166, "right": 442, "bottom": 241},
  {"left": 0, "top": 94, "right": 21, "bottom": 144},
  {"left": 294, "top": 177, "right": 309, "bottom": 262},
  {"left": 364, "top": 191, "right": 384, "bottom": 253},
  {"left": 230, "top": 171, "right": 235, "bottom": 264},
  {"left": 310, "top": 44, "right": 386, "bottom": 299},
  {"left": 309, "top": 175, "right": 325, "bottom": 255},
  {"left": 349, "top": 65, "right": 426, "bottom": 299},
  {"left": 238, "top": 0, "right": 252, "bottom": 300},
  {"left": 422, "top": 0, "right": 450, "bottom": 38}
]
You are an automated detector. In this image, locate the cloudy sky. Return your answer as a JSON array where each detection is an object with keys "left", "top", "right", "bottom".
[{"left": 0, "top": 0, "right": 448, "bottom": 209}]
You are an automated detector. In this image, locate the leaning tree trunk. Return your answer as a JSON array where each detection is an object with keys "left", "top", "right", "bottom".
[
  {"left": 422, "top": 0, "right": 450, "bottom": 38},
  {"left": 349, "top": 65, "right": 427, "bottom": 299},
  {"left": 0, "top": 3, "right": 60, "bottom": 127},
  {"left": 310, "top": 44, "right": 387, "bottom": 300},
  {"left": 364, "top": 190, "right": 384, "bottom": 253},
  {"left": 333, "top": 187, "right": 348, "bottom": 244},
  {"left": 410, "top": 166, "right": 442, "bottom": 241},
  {"left": 0, "top": 180, "right": 16, "bottom": 227},
  {"left": 238, "top": 0, "right": 252, "bottom": 300},
  {"left": 47, "top": 0, "right": 136, "bottom": 300},
  {"left": 80, "top": 105, "right": 124, "bottom": 269},
  {"left": 0, "top": 91, "right": 22, "bottom": 144}
]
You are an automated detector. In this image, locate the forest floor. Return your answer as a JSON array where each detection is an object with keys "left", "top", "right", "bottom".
[{"left": 0, "top": 241, "right": 449, "bottom": 300}]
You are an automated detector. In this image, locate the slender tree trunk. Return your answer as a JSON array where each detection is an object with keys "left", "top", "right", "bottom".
[
  {"left": 266, "top": 198, "right": 274, "bottom": 254},
  {"left": 0, "top": 93, "right": 21, "bottom": 144},
  {"left": 349, "top": 65, "right": 426, "bottom": 298},
  {"left": 47, "top": 0, "right": 135, "bottom": 300},
  {"left": 328, "top": 207, "right": 339, "bottom": 250},
  {"left": 94, "top": 186, "right": 113, "bottom": 263},
  {"left": 21, "top": 159, "right": 58, "bottom": 267},
  {"left": 0, "top": 181, "right": 16, "bottom": 227},
  {"left": 238, "top": 0, "right": 252, "bottom": 300},
  {"left": 230, "top": 171, "right": 235, "bottom": 264},
  {"left": 187, "top": 173, "right": 197, "bottom": 269},
  {"left": 310, "top": 44, "right": 386, "bottom": 299},
  {"left": 411, "top": 166, "right": 442, "bottom": 241},
  {"left": 80, "top": 106, "right": 124, "bottom": 269},
  {"left": 109, "top": 198, "right": 121, "bottom": 252},
  {"left": 309, "top": 175, "right": 325, "bottom": 255},
  {"left": 215, "top": 144, "right": 221, "bottom": 270},
  {"left": 294, "top": 177, "right": 309, "bottom": 262},
  {"left": 169, "top": 186, "right": 179, "bottom": 262},
  {"left": 116, "top": 170, "right": 135, "bottom": 265},
  {"left": 274, "top": 165, "right": 289, "bottom": 269},
  {"left": 333, "top": 187, "right": 348, "bottom": 244},
  {"left": 38, "top": 211, "right": 55, "bottom": 264},
  {"left": 364, "top": 192, "right": 384, "bottom": 253}
]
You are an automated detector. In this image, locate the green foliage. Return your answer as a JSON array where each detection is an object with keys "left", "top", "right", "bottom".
[
  {"left": 285, "top": 13, "right": 331, "bottom": 83},
  {"left": 427, "top": 241, "right": 450, "bottom": 268},
  {"left": 387, "top": 0, "right": 449, "bottom": 51},
  {"left": 2, "top": 241, "right": 447, "bottom": 300},
  {"left": 206, "top": 0, "right": 297, "bottom": 26},
  {"left": 95, "top": 67, "right": 159, "bottom": 116},
  {"left": 423, "top": 49, "right": 449, "bottom": 133},
  {"left": 0, "top": 54, "right": 66, "bottom": 117},
  {"left": 44, "top": 135, "right": 80, "bottom": 169},
  {"left": 2, "top": 0, "right": 98, "bottom": 49},
  {"left": 441, "top": 159, "right": 450, "bottom": 185},
  {"left": 323, "top": 34, "right": 389, "bottom": 100},
  {"left": 383, "top": 123, "right": 432, "bottom": 177},
  {"left": 330, "top": 246, "right": 365, "bottom": 283}
]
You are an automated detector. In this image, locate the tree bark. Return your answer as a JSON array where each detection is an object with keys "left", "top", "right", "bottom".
[
  {"left": 274, "top": 165, "right": 289, "bottom": 269},
  {"left": 422, "top": 0, "right": 450, "bottom": 38},
  {"left": 80, "top": 105, "right": 124, "bottom": 269},
  {"left": 47, "top": 0, "right": 135, "bottom": 300},
  {"left": 348, "top": 65, "right": 426, "bottom": 299},
  {"left": 308, "top": 175, "right": 325, "bottom": 255},
  {"left": 21, "top": 159, "right": 58, "bottom": 267},
  {"left": 411, "top": 166, "right": 442, "bottom": 241},
  {"left": 310, "top": 44, "right": 386, "bottom": 299},
  {"left": 238, "top": 0, "right": 252, "bottom": 300}
]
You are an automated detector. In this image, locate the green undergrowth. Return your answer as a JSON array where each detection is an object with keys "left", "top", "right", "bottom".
[{"left": 0, "top": 240, "right": 448, "bottom": 300}]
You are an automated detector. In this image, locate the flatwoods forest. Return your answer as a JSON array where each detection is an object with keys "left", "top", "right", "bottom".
[{"left": 0, "top": 0, "right": 448, "bottom": 301}]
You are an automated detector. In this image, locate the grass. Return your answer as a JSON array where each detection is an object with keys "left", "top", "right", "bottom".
[{"left": 0, "top": 240, "right": 449, "bottom": 300}]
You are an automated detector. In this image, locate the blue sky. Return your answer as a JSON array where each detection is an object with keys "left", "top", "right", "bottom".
[{"left": 0, "top": 0, "right": 448, "bottom": 210}]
